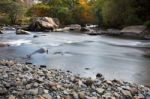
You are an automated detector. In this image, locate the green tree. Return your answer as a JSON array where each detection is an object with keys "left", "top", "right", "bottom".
[{"left": 0, "top": 0, "right": 26, "bottom": 24}]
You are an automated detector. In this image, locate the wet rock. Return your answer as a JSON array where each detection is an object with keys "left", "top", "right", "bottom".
[
  {"left": 84, "top": 79, "right": 94, "bottom": 87},
  {"left": 40, "top": 65, "right": 47, "bottom": 68},
  {"left": 25, "top": 62, "right": 32, "bottom": 65},
  {"left": 85, "top": 68, "right": 90, "bottom": 70},
  {"left": 16, "top": 29, "right": 30, "bottom": 35},
  {"left": 96, "top": 73, "right": 103, "bottom": 78},
  {"left": 0, "top": 30, "right": 4, "bottom": 34},
  {"left": 33, "top": 35, "right": 39, "bottom": 38}
]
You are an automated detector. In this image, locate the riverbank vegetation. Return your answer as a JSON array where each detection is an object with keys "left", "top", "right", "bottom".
[{"left": 0, "top": 0, "right": 150, "bottom": 28}]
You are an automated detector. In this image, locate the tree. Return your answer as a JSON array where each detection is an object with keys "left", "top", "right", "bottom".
[{"left": 29, "top": 3, "right": 50, "bottom": 17}]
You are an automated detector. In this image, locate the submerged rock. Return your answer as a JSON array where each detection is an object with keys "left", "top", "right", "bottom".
[
  {"left": 0, "top": 30, "right": 4, "bottom": 34},
  {"left": 16, "top": 29, "right": 30, "bottom": 35}
]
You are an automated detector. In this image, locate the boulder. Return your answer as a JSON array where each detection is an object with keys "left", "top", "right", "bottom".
[
  {"left": 80, "top": 27, "right": 90, "bottom": 32},
  {"left": 16, "top": 29, "right": 30, "bottom": 35},
  {"left": 0, "top": 30, "right": 3, "bottom": 34},
  {"left": 27, "top": 17, "right": 59, "bottom": 32},
  {"left": 120, "top": 25, "right": 147, "bottom": 37},
  {"left": 69, "top": 24, "right": 81, "bottom": 31},
  {"left": 0, "top": 42, "right": 9, "bottom": 47},
  {"left": 143, "top": 51, "right": 150, "bottom": 58}
]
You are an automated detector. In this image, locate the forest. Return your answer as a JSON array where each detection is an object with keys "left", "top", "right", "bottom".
[{"left": 0, "top": 0, "right": 150, "bottom": 28}]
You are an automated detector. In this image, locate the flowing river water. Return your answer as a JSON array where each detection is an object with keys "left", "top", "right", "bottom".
[{"left": 0, "top": 30, "right": 150, "bottom": 86}]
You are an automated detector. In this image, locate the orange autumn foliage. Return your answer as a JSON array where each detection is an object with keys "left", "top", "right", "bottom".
[{"left": 78, "top": 0, "right": 95, "bottom": 24}]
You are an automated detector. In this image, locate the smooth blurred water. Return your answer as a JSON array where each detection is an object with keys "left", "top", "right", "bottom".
[{"left": 0, "top": 30, "right": 150, "bottom": 85}]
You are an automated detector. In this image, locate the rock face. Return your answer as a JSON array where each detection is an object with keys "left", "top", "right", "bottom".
[{"left": 27, "top": 17, "right": 59, "bottom": 32}]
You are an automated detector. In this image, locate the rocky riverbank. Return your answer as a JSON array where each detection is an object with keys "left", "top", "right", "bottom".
[{"left": 0, "top": 60, "right": 150, "bottom": 99}]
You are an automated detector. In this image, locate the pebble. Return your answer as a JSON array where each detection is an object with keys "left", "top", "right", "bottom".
[
  {"left": 43, "top": 94, "right": 52, "bottom": 99},
  {"left": 121, "top": 90, "right": 132, "bottom": 98},
  {"left": 8, "top": 95, "right": 16, "bottom": 99},
  {"left": 78, "top": 92, "right": 85, "bottom": 99},
  {"left": 0, "top": 60, "right": 150, "bottom": 99},
  {"left": 96, "top": 88, "right": 105, "bottom": 94}
]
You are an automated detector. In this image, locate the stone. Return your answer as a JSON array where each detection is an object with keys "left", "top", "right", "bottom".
[
  {"left": 134, "top": 94, "right": 145, "bottom": 99},
  {"left": 0, "top": 87, "right": 7, "bottom": 95},
  {"left": 44, "top": 89, "right": 49, "bottom": 94},
  {"left": 121, "top": 90, "right": 132, "bottom": 98},
  {"left": 64, "top": 95, "right": 71, "bottom": 99},
  {"left": 26, "top": 84, "right": 32, "bottom": 89},
  {"left": 91, "top": 97, "right": 97, "bottom": 99},
  {"left": 38, "top": 96, "right": 45, "bottom": 99},
  {"left": 71, "top": 92, "right": 78, "bottom": 99},
  {"left": 25, "top": 62, "right": 32, "bottom": 65},
  {"left": 43, "top": 94, "right": 52, "bottom": 99},
  {"left": 96, "top": 73, "right": 103, "bottom": 78},
  {"left": 129, "top": 87, "right": 138, "bottom": 95},
  {"left": 0, "top": 30, "right": 4, "bottom": 34},
  {"left": 40, "top": 65, "right": 47, "bottom": 68},
  {"left": 0, "top": 43, "right": 9, "bottom": 47},
  {"left": 105, "top": 80, "right": 113, "bottom": 85},
  {"left": 27, "top": 17, "right": 59, "bottom": 32},
  {"left": 38, "top": 87, "right": 44, "bottom": 95},
  {"left": 84, "top": 79, "right": 94, "bottom": 87},
  {"left": 16, "top": 29, "right": 30, "bottom": 35},
  {"left": 33, "top": 35, "right": 38, "bottom": 38},
  {"left": 96, "top": 88, "right": 105, "bottom": 94},
  {"left": 8, "top": 95, "right": 16, "bottom": 99},
  {"left": 29, "top": 88, "right": 38, "bottom": 95},
  {"left": 78, "top": 92, "right": 85, "bottom": 99}
]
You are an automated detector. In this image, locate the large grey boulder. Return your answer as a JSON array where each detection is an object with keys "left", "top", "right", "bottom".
[
  {"left": 27, "top": 17, "right": 59, "bottom": 32},
  {"left": 120, "top": 25, "right": 147, "bottom": 37}
]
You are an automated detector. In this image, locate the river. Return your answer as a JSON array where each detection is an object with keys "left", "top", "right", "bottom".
[{"left": 0, "top": 30, "right": 150, "bottom": 86}]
